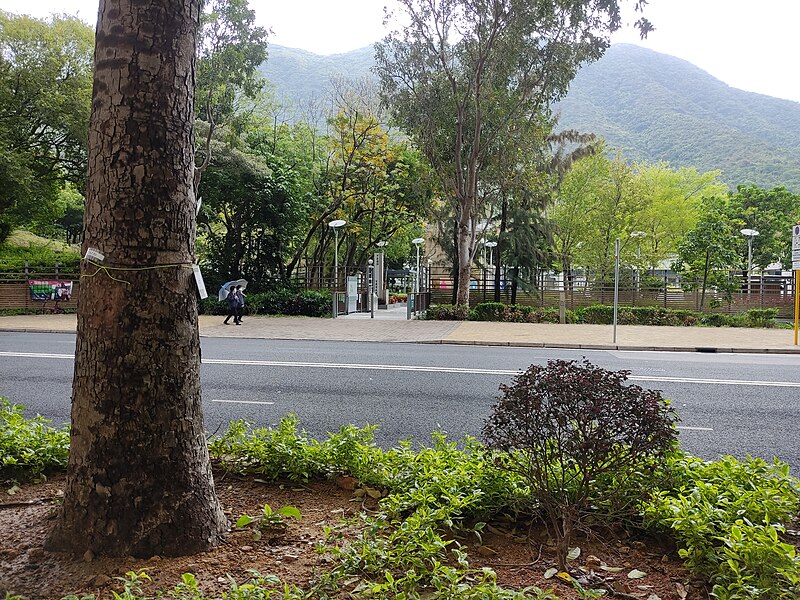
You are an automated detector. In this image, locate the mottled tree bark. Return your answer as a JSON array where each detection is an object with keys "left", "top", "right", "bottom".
[{"left": 46, "top": 0, "right": 227, "bottom": 557}]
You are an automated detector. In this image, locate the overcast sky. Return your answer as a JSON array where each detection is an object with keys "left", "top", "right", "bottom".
[{"left": 1, "top": 0, "right": 797, "bottom": 103}]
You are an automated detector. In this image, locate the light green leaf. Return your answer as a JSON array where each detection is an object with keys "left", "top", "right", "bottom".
[
  {"left": 628, "top": 569, "right": 647, "bottom": 579},
  {"left": 235, "top": 515, "right": 254, "bottom": 528}
]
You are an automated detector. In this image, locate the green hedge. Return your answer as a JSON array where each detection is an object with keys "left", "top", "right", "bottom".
[
  {"left": 200, "top": 289, "right": 332, "bottom": 318},
  {"left": 423, "top": 303, "right": 782, "bottom": 328},
  {"left": 470, "top": 302, "right": 576, "bottom": 323},
  {"left": 577, "top": 305, "right": 781, "bottom": 328}
]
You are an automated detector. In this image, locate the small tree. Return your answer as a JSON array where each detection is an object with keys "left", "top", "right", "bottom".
[{"left": 483, "top": 359, "right": 677, "bottom": 570}]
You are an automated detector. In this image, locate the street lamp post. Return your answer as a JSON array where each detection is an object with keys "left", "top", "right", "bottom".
[
  {"left": 412, "top": 237, "right": 424, "bottom": 294},
  {"left": 484, "top": 241, "right": 497, "bottom": 298},
  {"left": 630, "top": 231, "right": 646, "bottom": 295},
  {"left": 740, "top": 228, "right": 759, "bottom": 295},
  {"left": 328, "top": 219, "right": 346, "bottom": 317},
  {"left": 376, "top": 240, "right": 388, "bottom": 305}
]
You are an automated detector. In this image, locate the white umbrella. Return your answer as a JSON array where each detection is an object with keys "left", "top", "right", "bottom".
[{"left": 218, "top": 279, "right": 248, "bottom": 301}]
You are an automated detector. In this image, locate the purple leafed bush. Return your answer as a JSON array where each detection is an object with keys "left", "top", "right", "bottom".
[{"left": 483, "top": 359, "right": 678, "bottom": 569}]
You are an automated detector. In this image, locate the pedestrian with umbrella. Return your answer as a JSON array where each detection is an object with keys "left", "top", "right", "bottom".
[{"left": 219, "top": 279, "right": 247, "bottom": 325}]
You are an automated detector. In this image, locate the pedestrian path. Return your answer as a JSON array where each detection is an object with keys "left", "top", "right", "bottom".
[{"left": 1, "top": 313, "right": 798, "bottom": 354}]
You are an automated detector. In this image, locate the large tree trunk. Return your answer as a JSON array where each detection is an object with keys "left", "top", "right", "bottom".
[{"left": 46, "top": 0, "right": 227, "bottom": 558}]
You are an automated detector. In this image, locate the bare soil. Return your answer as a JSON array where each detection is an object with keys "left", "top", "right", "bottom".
[{"left": 0, "top": 471, "right": 706, "bottom": 599}]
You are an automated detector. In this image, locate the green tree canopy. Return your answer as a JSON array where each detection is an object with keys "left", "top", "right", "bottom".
[{"left": 0, "top": 11, "right": 93, "bottom": 242}]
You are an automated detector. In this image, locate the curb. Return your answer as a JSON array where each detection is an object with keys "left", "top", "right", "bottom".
[{"left": 2, "top": 328, "right": 800, "bottom": 355}]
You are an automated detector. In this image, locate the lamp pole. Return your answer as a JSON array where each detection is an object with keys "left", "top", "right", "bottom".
[
  {"left": 740, "top": 228, "right": 759, "bottom": 295},
  {"left": 376, "top": 240, "right": 388, "bottom": 305},
  {"left": 484, "top": 241, "right": 497, "bottom": 298},
  {"left": 630, "top": 231, "right": 646, "bottom": 294},
  {"left": 412, "top": 237, "right": 424, "bottom": 294},
  {"left": 328, "top": 219, "right": 346, "bottom": 317}
]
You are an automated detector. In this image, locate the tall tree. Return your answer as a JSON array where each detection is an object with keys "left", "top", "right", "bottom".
[
  {"left": 46, "top": 0, "right": 227, "bottom": 557},
  {"left": 194, "top": 0, "right": 268, "bottom": 190},
  {"left": 0, "top": 11, "right": 93, "bottom": 242},
  {"left": 673, "top": 202, "right": 739, "bottom": 311},
  {"left": 376, "top": 0, "right": 650, "bottom": 305}
]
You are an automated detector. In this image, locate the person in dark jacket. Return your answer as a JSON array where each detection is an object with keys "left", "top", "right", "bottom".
[
  {"left": 233, "top": 285, "right": 245, "bottom": 325},
  {"left": 223, "top": 287, "right": 238, "bottom": 325}
]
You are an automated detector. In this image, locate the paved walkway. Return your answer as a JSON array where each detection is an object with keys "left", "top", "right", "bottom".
[{"left": 1, "top": 313, "right": 798, "bottom": 353}]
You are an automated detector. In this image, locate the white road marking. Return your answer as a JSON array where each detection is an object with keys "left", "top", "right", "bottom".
[
  {"left": 211, "top": 399, "right": 275, "bottom": 405},
  {"left": 0, "top": 351, "right": 74, "bottom": 359},
  {"left": 1, "top": 352, "right": 798, "bottom": 389},
  {"left": 676, "top": 426, "right": 714, "bottom": 432}
]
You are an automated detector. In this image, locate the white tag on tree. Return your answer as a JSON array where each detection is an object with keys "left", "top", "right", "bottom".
[
  {"left": 192, "top": 264, "right": 208, "bottom": 299},
  {"left": 84, "top": 247, "right": 105, "bottom": 262},
  {"left": 196, "top": 196, "right": 202, "bottom": 216}
]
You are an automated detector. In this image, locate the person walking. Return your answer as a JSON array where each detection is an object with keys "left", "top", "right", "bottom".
[
  {"left": 233, "top": 285, "right": 245, "bottom": 325},
  {"left": 223, "top": 286, "right": 238, "bottom": 325}
]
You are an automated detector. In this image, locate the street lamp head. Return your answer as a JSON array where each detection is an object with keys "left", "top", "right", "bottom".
[
  {"left": 484, "top": 241, "right": 497, "bottom": 248},
  {"left": 368, "top": 258, "right": 373, "bottom": 266},
  {"left": 376, "top": 240, "right": 388, "bottom": 247},
  {"left": 328, "top": 219, "right": 346, "bottom": 229},
  {"left": 411, "top": 237, "right": 424, "bottom": 246},
  {"left": 740, "top": 228, "right": 759, "bottom": 237}
]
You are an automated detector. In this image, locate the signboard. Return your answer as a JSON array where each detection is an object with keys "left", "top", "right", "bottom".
[
  {"left": 29, "top": 280, "right": 73, "bottom": 302},
  {"left": 793, "top": 224, "right": 800, "bottom": 269}
]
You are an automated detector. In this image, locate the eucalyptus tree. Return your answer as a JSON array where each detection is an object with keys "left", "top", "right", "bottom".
[
  {"left": 375, "top": 0, "right": 651, "bottom": 305},
  {"left": 0, "top": 11, "right": 93, "bottom": 242}
]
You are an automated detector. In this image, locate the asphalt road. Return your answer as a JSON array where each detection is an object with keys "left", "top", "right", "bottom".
[{"left": 1, "top": 331, "right": 799, "bottom": 472}]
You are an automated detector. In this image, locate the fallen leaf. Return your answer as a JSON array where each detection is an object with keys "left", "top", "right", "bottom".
[
  {"left": 628, "top": 569, "right": 647, "bottom": 579},
  {"left": 647, "top": 595, "right": 662, "bottom": 600},
  {"left": 6, "top": 486, "right": 20, "bottom": 496},
  {"left": 555, "top": 571, "right": 572, "bottom": 583},
  {"left": 366, "top": 487, "right": 382, "bottom": 499},
  {"left": 543, "top": 568, "right": 558, "bottom": 579},
  {"left": 675, "top": 582, "right": 687, "bottom": 599},
  {"left": 567, "top": 546, "right": 581, "bottom": 561},
  {"left": 600, "top": 565, "right": 623, "bottom": 573},
  {"left": 475, "top": 546, "right": 497, "bottom": 556}
]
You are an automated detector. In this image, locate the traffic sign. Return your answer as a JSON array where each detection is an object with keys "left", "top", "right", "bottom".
[{"left": 794, "top": 225, "right": 800, "bottom": 269}]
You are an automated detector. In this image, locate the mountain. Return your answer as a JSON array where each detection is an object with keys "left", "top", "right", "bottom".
[
  {"left": 260, "top": 43, "right": 800, "bottom": 191},
  {"left": 555, "top": 44, "right": 800, "bottom": 191}
]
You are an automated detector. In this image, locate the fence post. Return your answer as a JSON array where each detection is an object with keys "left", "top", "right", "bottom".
[{"left": 663, "top": 275, "right": 667, "bottom": 309}]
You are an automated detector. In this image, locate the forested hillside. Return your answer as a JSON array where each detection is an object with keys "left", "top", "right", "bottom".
[
  {"left": 261, "top": 43, "right": 800, "bottom": 191},
  {"left": 556, "top": 44, "right": 800, "bottom": 191}
]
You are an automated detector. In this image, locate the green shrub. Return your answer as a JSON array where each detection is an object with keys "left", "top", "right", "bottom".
[
  {"left": 483, "top": 359, "right": 678, "bottom": 569},
  {"left": 424, "top": 303, "right": 470, "bottom": 320},
  {"left": 471, "top": 302, "right": 506, "bottom": 321},
  {"left": 0, "top": 398, "right": 70, "bottom": 481},
  {"left": 470, "top": 303, "right": 575, "bottom": 324},
  {"left": 643, "top": 454, "right": 800, "bottom": 599},
  {"left": 577, "top": 304, "right": 615, "bottom": 324},
  {"left": 745, "top": 308, "right": 780, "bottom": 328},
  {"left": 199, "top": 289, "right": 331, "bottom": 317}
]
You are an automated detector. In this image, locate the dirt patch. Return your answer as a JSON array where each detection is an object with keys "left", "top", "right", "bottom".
[{"left": 0, "top": 472, "right": 704, "bottom": 599}]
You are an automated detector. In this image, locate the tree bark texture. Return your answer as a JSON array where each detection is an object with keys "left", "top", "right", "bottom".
[{"left": 46, "top": 0, "right": 227, "bottom": 558}]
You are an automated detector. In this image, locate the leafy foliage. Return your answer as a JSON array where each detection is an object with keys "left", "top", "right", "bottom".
[
  {"left": 576, "top": 305, "right": 781, "bottom": 328},
  {"left": 483, "top": 360, "right": 678, "bottom": 568},
  {"left": 644, "top": 454, "right": 800, "bottom": 599},
  {"left": 0, "top": 11, "right": 93, "bottom": 243},
  {"left": 470, "top": 303, "right": 575, "bottom": 324},
  {"left": 199, "top": 289, "right": 331, "bottom": 317},
  {"left": 0, "top": 398, "right": 69, "bottom": 481}
]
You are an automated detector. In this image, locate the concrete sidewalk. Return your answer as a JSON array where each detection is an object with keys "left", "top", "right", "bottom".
[{"left": 1, "top": 313, "right": 798, "bottom": 354}]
